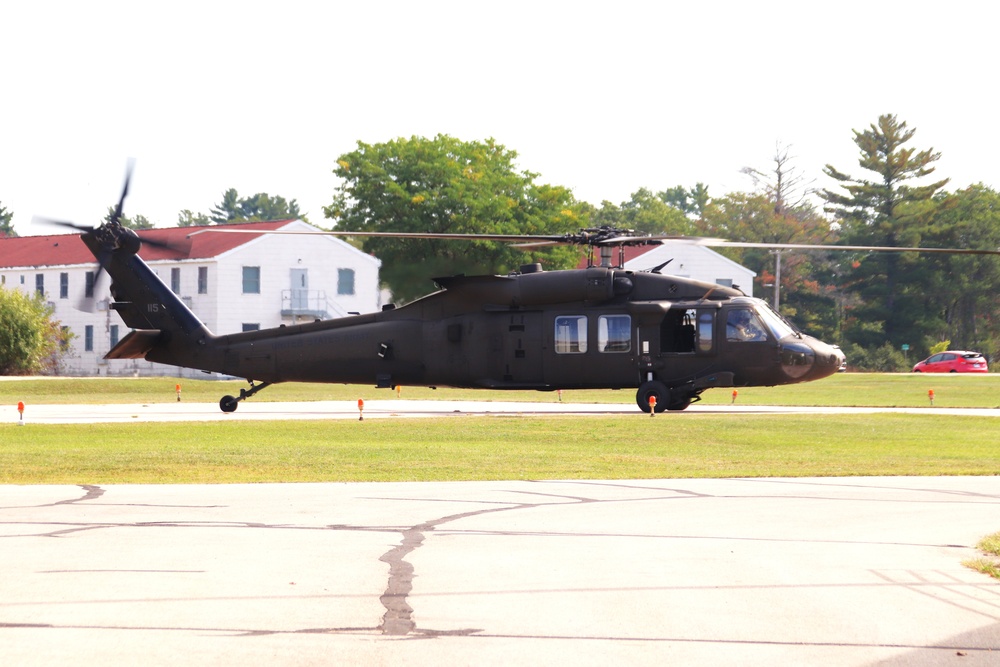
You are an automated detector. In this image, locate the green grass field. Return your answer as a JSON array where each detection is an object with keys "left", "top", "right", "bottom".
[
  {"left": 1, "top": 413, "right": 997, "bottom": 484},
  {"left": 0, "top": 374, "right": 997, "bottom": 484}
]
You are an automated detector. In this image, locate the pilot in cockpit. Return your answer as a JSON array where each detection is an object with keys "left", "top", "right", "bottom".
[{"left": 727, "top": 309, "right": 767, "bottom": 342}]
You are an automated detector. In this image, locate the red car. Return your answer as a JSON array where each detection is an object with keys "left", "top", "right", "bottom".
[{"left": 912, "top": 351, "right": 989, "bottom": 373}]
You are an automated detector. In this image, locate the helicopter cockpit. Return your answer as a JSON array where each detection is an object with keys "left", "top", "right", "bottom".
[{"left": 725, "top": 298, "right": 797, "bottom": 343}]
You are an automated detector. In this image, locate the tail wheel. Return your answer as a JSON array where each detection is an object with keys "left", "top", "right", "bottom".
[
  {"left": 220, "top": 395, "right": 239, "bottom": 413},
  {"left": 636, "top": 381, "right": 668, "bottom": 413}
]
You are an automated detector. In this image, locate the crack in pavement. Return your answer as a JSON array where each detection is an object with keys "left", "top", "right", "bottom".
[{"left": 376, "top": 492, "right": 602, "bottom": 636}]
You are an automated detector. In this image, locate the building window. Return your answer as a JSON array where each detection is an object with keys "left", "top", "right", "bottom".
[
  {"left": 242, "top": 323, "right": 260, "bottom": 332},
  {"left": 59, "top": 272, "right": 69, "bottom": 299},
  {"left": 85, "top": 271, "right": 95, "bottom": 298},
  {"left": 337, "top": 268, "right": 355, "bottom": 296},
  {"left": 198, "top": 267, "right": 208, "bottom": 294},
  {"left": 171, "top": 267, "right": 181, "bottom": 294},
  {"left": 35, "top": 273, "right": 44, "bottom": 296},
  {"left": 554, "top": 315, "right": 588, "bottom": 354},
  {"left": 598, "top": 315, "right": 631, "bottom": 352},
  {"left": 110, "top": 325, "right": 119, "bottom": 348},
  {"left": 242, "top": 266, "right": 261, "bottom": 294},
  {"left": 84, "top": 325, "right": 94, "bottom": 352}
]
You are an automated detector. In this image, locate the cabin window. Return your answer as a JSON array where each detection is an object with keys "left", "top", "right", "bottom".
[
  {"left": 598, "top": 315, "right": 631, "bottom": 352},
  {"left": 697, "top": 312, "right": 714, "bottom": 352},
  {"left": 59, "top": 273, "right": 69, "bottom": 299},
  {"left": 171, "top": 268, "right": 181, "bottom": 294},
  {"left": 84, "top": 325, "right": 94, "bottom": 352},
  {"left": 198, "top": 267, "right": 208, "bottom": 294},
  {"left": 555, "top": 315, "right": 588, "bottom": 353},
  {"left": 242, "top": 266, "right": 261, "bottom": 294},
  {"left": 338, "top": 268, "right": 355, "bottom": 295}
]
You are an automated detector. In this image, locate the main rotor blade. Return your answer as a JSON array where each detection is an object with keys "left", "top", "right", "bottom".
[
  {"left": 31, "top": 215, "right": 97, "bottom": 234},
  {"left": 690, "top": 239, "right": 1000, "bottom": 255},
  {"left": 185, "top": 229, "right": 570, "bottom": 243},
  {"left": 185, "top": 228, "right": 1000, "bottom": 255}
]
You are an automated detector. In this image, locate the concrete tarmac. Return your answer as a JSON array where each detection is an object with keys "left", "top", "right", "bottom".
[
  {"left": 2, "top": 478, "right": 999, "bottom": 665},
  {"left": 10, "top": 398, "right": 1000, "bottom": 424}
]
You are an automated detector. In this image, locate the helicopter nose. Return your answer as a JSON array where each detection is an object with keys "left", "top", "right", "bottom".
[
  {"left": 779, "top": 338, "right": 845, "bottom": 381},
  {"left": 779, "top": 341, "right": 816, "bottom": 379}
]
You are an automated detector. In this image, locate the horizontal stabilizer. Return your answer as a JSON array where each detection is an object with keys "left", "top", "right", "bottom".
[{"left": 105, "top": 329, "right": 163, "bottom": 360}]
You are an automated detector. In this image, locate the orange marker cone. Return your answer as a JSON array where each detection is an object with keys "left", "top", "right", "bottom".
[
  {"left": 358, "top": 398, "right": 365, "bottom": 421},
  {"left": 17, "top": 401, "right": 25, "bottom": 426},
  {"left": 648, "top": 394, "right": 657, "bottom": 416}
]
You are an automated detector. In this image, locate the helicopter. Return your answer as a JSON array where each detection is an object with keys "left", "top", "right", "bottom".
[{"left": 42, "top": 167, "right": 1000, "bottom": 413}]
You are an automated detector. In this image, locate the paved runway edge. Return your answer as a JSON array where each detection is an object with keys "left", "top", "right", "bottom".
[{"left": 10, "top": 399, "right": 1000, "bottom": 424}]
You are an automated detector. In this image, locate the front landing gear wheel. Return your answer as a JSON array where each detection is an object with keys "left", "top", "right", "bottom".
[
  {"left": 636, "top": 381, "right": 668, "bottom": 413},
  {"left": 220, "top": 395, "right": 239, "bottom": 413}
]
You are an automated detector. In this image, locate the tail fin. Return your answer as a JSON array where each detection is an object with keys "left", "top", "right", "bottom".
[{"left": 89, "top": 234, "right": 220, "bottom": 372}]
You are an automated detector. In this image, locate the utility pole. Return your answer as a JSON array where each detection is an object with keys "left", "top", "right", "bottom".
[{"left": 770, "top": 249, "right": 783, "bottom": 311}]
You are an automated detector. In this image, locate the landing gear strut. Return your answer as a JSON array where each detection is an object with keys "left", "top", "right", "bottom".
[{"left": 220, "top": 380, "right": 272, "bottom": 413}]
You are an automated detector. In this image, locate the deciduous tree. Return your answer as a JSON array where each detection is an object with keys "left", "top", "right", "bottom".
[
  {"left": 326, "top": 135, "right": 584, "bottom": 302},
  {"left": 0, "top": 287, "right": 68, "bottom": 375}
]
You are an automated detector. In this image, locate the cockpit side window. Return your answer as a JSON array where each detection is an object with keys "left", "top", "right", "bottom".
[{"left": 726, "top": 308, "right": 768, "bottom": 342}]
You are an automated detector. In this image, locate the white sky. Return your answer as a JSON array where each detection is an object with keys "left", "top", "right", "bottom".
[{"left": 2, "top": 1, "right": 997, "bottom": 236}]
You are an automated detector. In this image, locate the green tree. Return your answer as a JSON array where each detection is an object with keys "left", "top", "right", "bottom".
[
  {"left": 0, "top": 287, "right": 67, "bottom": 375},
  {"left": 820, "top": 114, "right": 949, "bottom": 349},
  {"left": 920, "top": 185, "right": 1000, "bottom": 359},
  {"left": 326, "top": 135, "right": 585, "bottom": 302},
  {"left": 177, "top": 209, "right": 211, "bottom": 227},
  {"left": 105, "top": 206, "right": 155, "bottom": 230},
  {"left": 209, "top": 189, "right": 306, "bottom": 224},
  {"left": 0, "top": 201, "right": 17, "bottom": 237},
  {"left": 589, "top": 188, "right": 695, "bottom": 234},
  {"left": 659, "top": 183, "right": 710, "bottom": 218}
]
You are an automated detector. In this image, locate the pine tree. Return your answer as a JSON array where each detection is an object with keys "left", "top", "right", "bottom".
[{"left": 820, "top": 114, "right": 949, "bottom": 348}]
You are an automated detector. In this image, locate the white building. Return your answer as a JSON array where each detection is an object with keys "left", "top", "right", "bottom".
[
  {"left": 0, "top": 220, "right": 381, "bottom": 377},
  {"left": 586, "top": 243, "right": 756, "bottom": 295}
]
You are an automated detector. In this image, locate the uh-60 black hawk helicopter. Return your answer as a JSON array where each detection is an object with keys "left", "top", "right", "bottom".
[{"left": 44, "top": 167, "right": 1000, "bottom": 413}]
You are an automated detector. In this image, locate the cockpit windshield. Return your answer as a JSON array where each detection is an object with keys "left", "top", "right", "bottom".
[{"left": 753, "top": 299, "right": 797, "bottom": 340}]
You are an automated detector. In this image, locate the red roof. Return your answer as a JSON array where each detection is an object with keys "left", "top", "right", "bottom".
[{"left": 0, "top": 220, "right": 296, "bottom": 269}]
